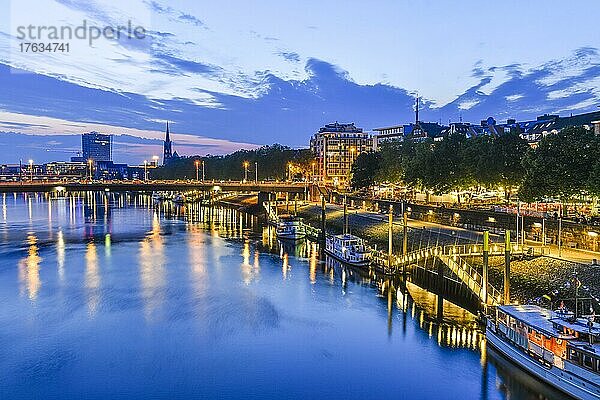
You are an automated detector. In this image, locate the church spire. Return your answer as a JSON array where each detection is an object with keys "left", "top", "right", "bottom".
[{"left": 163, "top": 121, "right": 173, "bottom": 165}]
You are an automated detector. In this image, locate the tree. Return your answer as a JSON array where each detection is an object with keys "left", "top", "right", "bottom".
[
  {"left": 490, "top": 131, "right": 529, "bottom": 199},
  {"left": 520, "top": 126, "right": 597, "bottom": 202},
  {"left": 151, "top": 144, "right": 315, "bottom": 181},
  {"left": 351, "top": 152, "right": 382, "bottom": 189},
  {"left": 375, "top": 140, "right": 415, "bottom": 184}
]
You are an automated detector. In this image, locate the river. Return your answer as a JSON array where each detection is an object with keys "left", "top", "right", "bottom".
[{"left": 0, "top": 192, "right": 570, "bottom": 399}]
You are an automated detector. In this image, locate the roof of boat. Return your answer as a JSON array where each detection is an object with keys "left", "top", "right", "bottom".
[
  {"left": 278, "top": 214, "right": 301, "bottom": 221},
  {"left": 498, "top": 304, "right": 600, "bottom": 338},
  {"left": 333, "top": 234, "right": 363, "bottom": 241},
  {"left": 499, "top": 305, "right": 557, "bottom": 336}
]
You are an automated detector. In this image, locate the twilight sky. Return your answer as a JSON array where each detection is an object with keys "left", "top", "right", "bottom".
[{"left": 0, "top": 0, "right": 599, "bottom": 163}]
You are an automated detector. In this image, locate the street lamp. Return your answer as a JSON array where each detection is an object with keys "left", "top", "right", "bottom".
[
  {"left": 255, "top": 161, "right": 258, "bottom": 183},
  {"left": 311, "top": 161, "right": 316, "bottom": 182},
  {"left": 144, "top": 160, "right": 148, "bottom": 181},
  {"left": 28, "top": 159, "right": 33, "bottom": 181},
  {"left": 243, "top": 161, "right": 249, "bottom": 182},
  {"left": 589, "top": 231, "right": 598, "bottom": 252},
  {"left": 87, "top": 159, "right": 93, "bottom": 180},
  {"left": 195, "top": 160, "right": 200, "bottom": 181},
  {"left": 202, "top": 160, "right": 205, "bottom": 182}
]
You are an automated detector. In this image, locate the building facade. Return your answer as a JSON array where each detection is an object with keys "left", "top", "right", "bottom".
[
  {"left": 309, "top": 122, "right": 371, "bottom": 186},
  {"left": 82, "top": 132, "right": 112, "bottom": 161}
]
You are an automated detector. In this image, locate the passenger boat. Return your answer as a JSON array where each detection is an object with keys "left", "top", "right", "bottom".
[
  {"left": 325, "top": 234, "right": 372, "bottom": 267},
  {"left": 486, "top": 304, "right": 600, "bottom": 399},
  {"left": 276, "top": 215, "right": 306, "bottom": 240}
]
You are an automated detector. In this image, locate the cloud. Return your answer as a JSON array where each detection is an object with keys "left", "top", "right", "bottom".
[{"left": 278, "top": 51, "right": 301, "bottom": 63}]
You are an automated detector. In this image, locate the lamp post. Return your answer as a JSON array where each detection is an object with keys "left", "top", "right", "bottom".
[
  {"left": 311, "top": 161, "right": 316, "bottom": 182},
  {"left": 87, "top": 159, "right": 93, "bottom": 180},
  {"left": 255, "top": 161, "right": 258, "bottom": 183},
  {"left": 195, "top": 160, "right": 200, "bottom": 181},
  {"left": 28, "top": 159, "right": 33, "bottom": 181},
  {"left": 143, "top": 160, "right": 148, "bottom": 181},
  {"left": 288, "top": 163, "right": 293, "bottom": 182},
  {"left": 202, "top": 160, "right": 205, "bottom": 182},
  {"left": 589, "top": 231, "right": 598, "bottom": 252},
  {"left": 243, "top": 161, "right": 249, "bottom": 182}
]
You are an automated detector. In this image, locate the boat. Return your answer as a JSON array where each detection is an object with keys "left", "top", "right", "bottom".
[
  {"left": 173, "top": 193, "right": 186, "bottom": 204},
  {"left": 152, "top": 191, "right": 167, "bottom": 202},
  {"left": 276, "top": 215, "right": 306, "bottom": 240},
  {"left": 486, "top": 304, "right": 600, "bottom": 399},
  {"left": 325, "top": 234, "right": 372, "bottom": 267}
]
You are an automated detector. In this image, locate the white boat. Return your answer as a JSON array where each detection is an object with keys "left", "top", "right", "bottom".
[
  {"left": 486, "top": 304, "right": 600, "bottom": 399},
  {"left": 325, "top": 234, "right": 372, "bottom": 267},
  {"left": 276, "top": 215, "right": 306, "bottom": 240}
]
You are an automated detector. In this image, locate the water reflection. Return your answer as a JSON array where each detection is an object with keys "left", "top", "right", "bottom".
[
  {"left": 57, "top": 230, "right": 65, "bottom": 282},
  {"left": 18, "top": 233, "right": 41, "bottom": 300},
  {"left": 1, "top": 194, "right": 563, "bottom": 400},
  {"left": 139, "top": 212, "right": 166, "bottom": 320},
  {"left": 85, "top": 241, "right": 100, "bottom": 316}
]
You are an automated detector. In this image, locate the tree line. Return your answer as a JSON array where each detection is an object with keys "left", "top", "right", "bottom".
[
  {"left": 351, "top": 126, "right": 600, "bottom": 203},
  {"left": 152, "top": 144, "right": 315, "bottom": 181}
]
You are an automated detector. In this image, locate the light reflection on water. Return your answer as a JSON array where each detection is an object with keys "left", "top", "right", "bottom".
[{"left": 0, "top": 193, "right": 569, "bottom": 400}]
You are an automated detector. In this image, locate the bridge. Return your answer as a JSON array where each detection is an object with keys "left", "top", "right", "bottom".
[
  {"left": 372, "top": 243, "right": 548, "bottom": 307},
  {"left": 0, "top": 181, "right": 312, "bottom": 194}
]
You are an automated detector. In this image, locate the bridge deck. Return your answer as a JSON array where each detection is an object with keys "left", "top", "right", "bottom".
[{"left": 0, "top": 181, "right": 309, "bottom": 193}]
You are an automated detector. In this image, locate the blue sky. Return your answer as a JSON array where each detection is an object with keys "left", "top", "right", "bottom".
[{"left": 1, "top": 0, "right": 599, "bottom": 163}]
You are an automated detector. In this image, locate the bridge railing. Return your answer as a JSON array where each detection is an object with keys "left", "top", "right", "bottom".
[{"left": 440, "top": 253, "right": 502, "bottom": 306}]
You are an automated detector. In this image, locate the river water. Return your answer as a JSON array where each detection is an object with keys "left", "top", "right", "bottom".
[{"left": 0, "top": 193, "right": 570, "bottom": 399}]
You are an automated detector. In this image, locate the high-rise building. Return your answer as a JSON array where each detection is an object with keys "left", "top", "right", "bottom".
[
  {"left": 309, "top": 122, "right": 371, "bottom": 187},
  {"left": 82, "top": 132, "right": 112, "bottom": 161}
]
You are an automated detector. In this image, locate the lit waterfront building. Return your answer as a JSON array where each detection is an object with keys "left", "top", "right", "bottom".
[
  {"left": 45, "top": 161, "right": 87, "bottom": 178},
  {"left": 309, "top": 122, "right": 371, "bottom": 186},
  {"left": 82, "top": 132, "right": 112, "bottom": 162}
]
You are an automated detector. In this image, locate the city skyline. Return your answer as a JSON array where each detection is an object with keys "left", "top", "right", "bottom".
[{"left": 1, "top": 1, "right": 600, "bottom": 162}]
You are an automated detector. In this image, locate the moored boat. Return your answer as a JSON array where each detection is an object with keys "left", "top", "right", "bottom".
[
  {"left": 325, "top": 234, "right": 372, "bottom": 267},
  {"left": 276, "top": 215, "right": 306, "bottom": 240},
  {"left": 486, "top": 304, "right": 600, "bottom": 399},
  {"left": 173, "top": 193, "right": 186, "bottom": 204}
]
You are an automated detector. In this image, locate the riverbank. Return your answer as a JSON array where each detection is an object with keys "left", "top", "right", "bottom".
[
  {"left": 222, "top": 195, "right": 599, "bottom": 307},
  {"left": 292, "top": 203, "right": 600, "bottom": 307}
]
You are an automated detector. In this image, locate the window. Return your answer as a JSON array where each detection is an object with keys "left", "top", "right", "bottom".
[
  {"left": 583, "top": 355, "right": 594, "bottom": 370},
  {"left": 569, "top": 349, "right": 581, "bottom": 365}
]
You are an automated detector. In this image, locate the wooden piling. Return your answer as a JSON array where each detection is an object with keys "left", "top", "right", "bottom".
[
  {"left": 388, "top": 205, "right": 393, "bottom": 268},
  {"left": 504, "top": 230, "right": 511, "bottom": 305},
  {"left": 482, "top": 231, "right": 489, "bottom": 306},
  {"left": 320, "top": 196, "right": 326, "bottom": 244}
]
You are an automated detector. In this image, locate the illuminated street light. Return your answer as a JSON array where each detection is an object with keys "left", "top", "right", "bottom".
[
  {"left": 28, "top": 159, "right": 33, "bottom": 181},
  {"left": 195, "top": 160, "right": 200, "bottom": 181},
  {"left": 144, "top": 160, "right": 148, "bottom": 181},
  {"left": 243, "top": 161, "right": 249, "bottom": 182},
  {"left": 87, "top": 159, "right": 93, "bottom": 180},
  {"left": 589, "top": 231, "right": 598, "bottom": 252}
]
